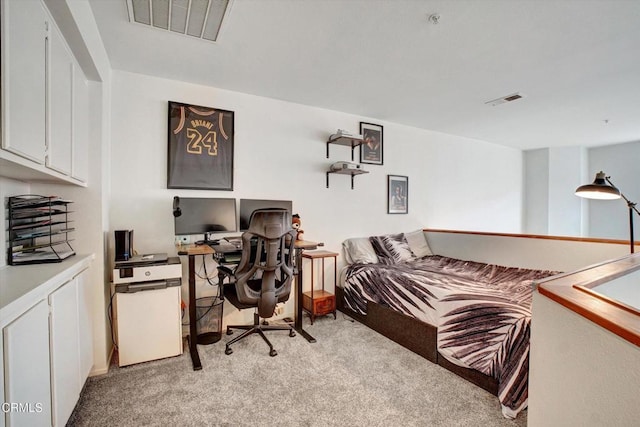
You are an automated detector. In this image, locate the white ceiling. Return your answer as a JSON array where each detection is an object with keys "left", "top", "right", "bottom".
[{"left": 88, "top": 0, "right": 640, "bottom": 150}]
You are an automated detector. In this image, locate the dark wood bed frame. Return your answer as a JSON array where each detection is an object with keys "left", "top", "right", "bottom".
[{"left": 336, "top": 286, "right": 498, "bottom": 396}]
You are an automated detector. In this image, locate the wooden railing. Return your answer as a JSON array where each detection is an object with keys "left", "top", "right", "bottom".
[
  {"left": 423, "top": 228, "right": 638, "bottom": 247},
  {"left": 536, "top": 253, "right": 640, "bottom": 347}
]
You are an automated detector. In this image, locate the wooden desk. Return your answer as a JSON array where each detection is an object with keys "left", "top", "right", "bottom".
[
  {"left": 294, "top": 240, "right": 319, "bottom": 343},
  {"left": 177, "top": 244, "right": 214, "bottom": 371}
]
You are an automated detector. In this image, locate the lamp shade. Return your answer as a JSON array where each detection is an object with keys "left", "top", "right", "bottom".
[{"left": 575, "top": 171, "right": 621, "bottom": 200}]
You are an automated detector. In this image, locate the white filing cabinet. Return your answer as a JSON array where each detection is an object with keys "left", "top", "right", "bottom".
[{"left": 113, "top": 257, "right": 183, "bottom": 366}]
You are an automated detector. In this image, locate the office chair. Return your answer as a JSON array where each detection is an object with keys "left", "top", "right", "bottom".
[{"left": 218, "top": 208, "right": 297, "bottom": 356}]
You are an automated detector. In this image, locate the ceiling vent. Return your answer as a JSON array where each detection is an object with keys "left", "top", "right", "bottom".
[
  {"left": 126, "top": 0, "right": 232, "bottom": 43},
  {"left": 484, "top": 92, "right": 525, "bottom": 107}
]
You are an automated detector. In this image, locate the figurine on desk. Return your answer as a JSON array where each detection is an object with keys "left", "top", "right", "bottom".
[{"left": 292, "top": 214, "right": 304, "bottom": 241}]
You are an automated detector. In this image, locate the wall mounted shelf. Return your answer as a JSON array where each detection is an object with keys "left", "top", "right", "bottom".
[
  {"left": 326, "top": 169, "right": 369, "bottom": 189},
  {"left": 326, "top": 133, "right": 364, "bottom": 161}
]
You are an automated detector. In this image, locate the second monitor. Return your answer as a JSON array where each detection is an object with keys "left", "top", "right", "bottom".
[{"left": 239, "top": 199, "right": 292, "bottom": 231}]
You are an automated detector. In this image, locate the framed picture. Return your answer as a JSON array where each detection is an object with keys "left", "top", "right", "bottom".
[
  {"left": 388, "top": 175, "right": 408, "bottom": 214},
  {"left": 167, "top": 101, "right": 234, "bottom": 190},
  {"left": 359, "top": 122, "right": 383, "bottom": 165}
]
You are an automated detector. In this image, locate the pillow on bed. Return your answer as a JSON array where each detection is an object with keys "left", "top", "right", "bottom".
[
  {"left": 404, "top": 229, "right": 433, "bottom": 258},
  {"left": 342, "top": 237, "right": 379, "bottom": 264},
  {"left": 369, "top": 233, "right": 415, "bottom": 264}
]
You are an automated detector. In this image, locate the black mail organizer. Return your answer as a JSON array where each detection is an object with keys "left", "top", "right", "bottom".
[{"left": 7, "top": 195, "right": 75, "bottom": 265}]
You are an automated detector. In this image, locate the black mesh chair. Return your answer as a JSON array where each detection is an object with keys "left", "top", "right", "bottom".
[{"left": 218, "top": 208, "right": 297, "bottom": 356}]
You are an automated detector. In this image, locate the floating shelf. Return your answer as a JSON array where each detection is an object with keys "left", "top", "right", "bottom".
[
  {"left": 326, "top": 169, "right": 369, "bottom": 189},
  {"left": 326, "top": 133, "right": 364, "bottom": 161}
]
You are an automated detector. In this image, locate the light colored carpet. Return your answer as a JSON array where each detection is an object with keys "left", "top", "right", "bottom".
[{"left": 68, "top": 315, "right": 527, "bottom": 426}]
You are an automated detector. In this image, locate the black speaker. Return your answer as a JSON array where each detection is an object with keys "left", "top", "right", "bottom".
[
  {"left": 114, "top": 230, "right": 134, "bottom": 262},
  {"left": 173, "top": 196, "right": 181, "bottom": 217}
]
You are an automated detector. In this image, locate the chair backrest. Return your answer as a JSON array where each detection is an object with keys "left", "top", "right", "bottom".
[{"left": 234, "top": 208, "right": 297, "bottom": 318}]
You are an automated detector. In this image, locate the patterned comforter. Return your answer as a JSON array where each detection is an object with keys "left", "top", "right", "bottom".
[{"left": 341, "top": 255, "right": 559, "bottom": 419}]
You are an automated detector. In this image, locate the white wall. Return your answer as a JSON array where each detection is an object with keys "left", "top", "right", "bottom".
[
  {"left": 524, "top": 141, "right": 640, "bottom": 242},
  {"left": 548, "top": 146, "right": 585, "bottom": 235},
  {"left": 523, "top": 147, "right": 586, "bottom": 236},
  {"left": 523, "top": 149, "right": 549, "bottom": 234},
  {"left": 109, "top": 70, "right": 524, "bottom": 323},
  {"left": 587, "top": 141, "right": 640, "bottom": 241},
  {"left": 529, "top": 292, "right": 640, "bottom": 426}
]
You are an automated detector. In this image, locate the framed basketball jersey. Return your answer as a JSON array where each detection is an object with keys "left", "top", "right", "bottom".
[{"left": 167, "top": 101, "right": 234, "bottom": 190}]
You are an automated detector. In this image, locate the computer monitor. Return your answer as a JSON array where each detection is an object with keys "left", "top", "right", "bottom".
[
  {"left": 239, "top": 199, "right": 292, "bottom": 231},
  {"left": 174, "top": 197, "right": 237, "bottom": 242}
]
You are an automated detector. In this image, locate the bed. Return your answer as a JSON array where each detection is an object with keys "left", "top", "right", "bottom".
[{"left": 337, "top": 230, "right": 560, "bottom": 419}]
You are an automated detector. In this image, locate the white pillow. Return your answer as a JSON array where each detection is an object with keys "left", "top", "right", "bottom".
[
  {"left": 342, "top": 237, "right": 379, "bottom": 264},
  {"left": 404, "top": 230, "right": 433, "bottom": 258}
]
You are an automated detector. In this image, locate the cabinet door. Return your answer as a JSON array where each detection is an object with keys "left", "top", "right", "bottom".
[
  {"left": 76, "top": 269, "right": 93, "bottom": 380},
  {"left": 1, "top": 0, "right": 48, "bottom": 163},
  {"left": 0, "top": 333, "right": 4, "bottom": 427},
  {"left": 3, "top": 299, "right": 52, "bottom": 427},
  {"left": 47, "top": 21, "right": 74, "bottom": 175},
  {"left": 72, "top": 61, "right": 89, "bottom": 183},
  {"left": 117, "top": 286, "right": 183, "bottom": 366},
  {"left": 49, "top": 278, "right": 81, "bottom": 427}
]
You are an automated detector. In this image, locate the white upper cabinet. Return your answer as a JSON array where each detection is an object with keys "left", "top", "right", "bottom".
[
  {"left": 1, "top": 0, "right": 89, "bottom": 186},
  {"left": 1, "top": 0, "right": 48, "bottom": 163},
  {"left": 72, "top": 62, "right": 90, "bottom": 183},
  {"left": 47, "top": 23, "right": 74, "bottom": 176}
]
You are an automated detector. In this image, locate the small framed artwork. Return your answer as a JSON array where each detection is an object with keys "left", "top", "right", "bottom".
[
  {"left": 388, "top": 175, "right": 408, "bottom": 214},
  {"left": 359, "top": 122, "right": 383, "bottom": 165},
  {"left": 167, "top": 101, "right": 234, "bottom": 190}
]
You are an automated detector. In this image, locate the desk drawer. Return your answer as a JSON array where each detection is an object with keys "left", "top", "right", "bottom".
[{"left": 302, "top": 291, "right": 335, "bottom": 316}]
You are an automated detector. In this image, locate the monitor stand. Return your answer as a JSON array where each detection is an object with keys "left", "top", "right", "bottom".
[{"left": 196, "top": 233, "right": 220, "bottom": 246}]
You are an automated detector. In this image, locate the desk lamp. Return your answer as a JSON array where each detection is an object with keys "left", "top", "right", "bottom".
[{"left": 575, "top": 171, "right": 640, "bottom": 253}]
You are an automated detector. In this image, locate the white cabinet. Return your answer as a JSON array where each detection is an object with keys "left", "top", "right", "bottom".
[
  {"left": 47, "top": 22, "right": 74, "bottom": 176},
  {"left": 76, "top": 269, "right": 93, "bottom": 383},
  {"left": 72, "top": 63, "right": 90, "bottom": 183},
  {"left": 0, "top": 0, "right": 48, "bottom": 163},
  {"left": 49, "top": 277, "right": 81, "bottom": 427},
  {"left": 116, "top": 286, "right": 183, "bottom": 367},
  {"left": 1, "top": 259, "right": 93, "bottom": 427},
  {"left": 0, "top": 337, "right": 4, "bottom": 427},
  {"left": 3, "top": 300, "right": 52, "bottom": 426},
  {"left": 0, "top": 0, "right": 89, "bottom": 186}
]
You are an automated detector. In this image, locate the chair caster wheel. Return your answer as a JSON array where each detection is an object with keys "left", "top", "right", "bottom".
[
  {"left": 269, "top": 349, "right": 277, "bottom": 357},
  {"left": 289, "top": 330, "right": 296, "bottom": 337},
  {"left": 225, "top": 347, "right": 233, "bottom": 355},
  {"left": 226, "top": 328, "right": 233, "bottom": 335}
]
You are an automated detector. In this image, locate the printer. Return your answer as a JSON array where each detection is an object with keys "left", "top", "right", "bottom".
[{"left": 113, "top": 253, "right": 181, "bottom": 288}]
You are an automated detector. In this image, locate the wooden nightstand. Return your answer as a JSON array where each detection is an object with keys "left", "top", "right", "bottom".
[{"left": 301, "top": 250, "right": 338, "bottom": 324}]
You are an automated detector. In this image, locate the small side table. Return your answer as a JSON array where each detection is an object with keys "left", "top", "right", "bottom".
[{"left": 301, "top": 250, "right": 338, "bottom": 324}]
